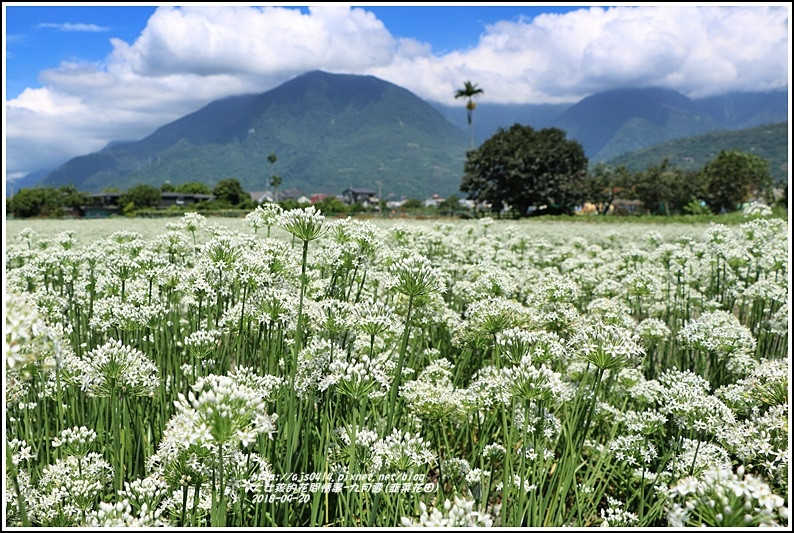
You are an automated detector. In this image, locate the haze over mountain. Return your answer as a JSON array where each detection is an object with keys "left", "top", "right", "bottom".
[{"left": 29, "top": 71, "right": 788, "bottom": 199}]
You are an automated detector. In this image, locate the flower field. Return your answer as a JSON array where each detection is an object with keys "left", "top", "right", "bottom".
[{"left": 4, "top": 206, "right": 790, "bottom": 527}]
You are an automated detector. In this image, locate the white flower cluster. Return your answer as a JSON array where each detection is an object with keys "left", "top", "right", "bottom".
[
  {"left": 401, "top": 496, "right": 494, "bottom": 527},
  {"left": 678, "top": 310, "right": 757, "bottom": 358},
  {"left": 175, "top": 373, "right": 278, "bottom": 447},
  {"left": 279, "top": 205, "right": 326, "bottom": 242},
  {"left": 668, "top": 438, "right": 732, "bottom": 480},
  {"left": 502, "top": 358, "right": 572, "bottom": 405},
  {"left": 568, "top": 321, "right": 645, "bottom": 371},
  {"left": 32, "top": 452, "right": 113, "bottom": 525},
  {"left": 87, "top": 499, "right": 169, "bottom": 527},
  {"left": 371, "top": 429, "right": 436, "bottom": 473},
  {"left": 66, "top": 338, "right": 160, "bottom": 398},
  {"left": 657, "top": 369, "right": 735, "bottom": 436},
  {"left": 599, "top": 496, "right": 638, "bottom": 527},
  {"left": 246, "top": 203, "right": 283, "bottom": 232},
  {"left": 183, "top": 328, "right": 222, "bottom": 359},
  {"left": 5, "top": 290, "right": 59, "bottom": 371},
  {"left": 390, "top": 254, "right": 446, "bottom": 299},
  {"left": 667, "top": 466, "right": 788, "bottom": 527},
  {"left": 320, "top": 347, "right": 389, "bottom": 400},
  {"left": 401, "top": 358, "right": 472, "bottom": 420},
  {"left": 496, "top": 327, "right": 566, "bottom": 366},
  {"left": 742, "top": 201, "right": 773, "bottom": 219},
  {"left": 51, "top": 426, "right": 97, "bottom": 456}
]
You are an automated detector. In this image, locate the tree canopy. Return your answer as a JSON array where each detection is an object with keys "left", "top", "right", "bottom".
[
  {"left": 213, "top": 178, "right": 253, "bottom": 208},
  {"left": 461, "top": 124, "right": 588, "bottom": 216},
  {"left": 700, "top": 150, "right": 772, "bottom": 213},
  {"left": 118, "top": 184, "right": 161, "bottom": 214},
  {"left": 8, "top": 185, "right": 86, "bottom": 218}
]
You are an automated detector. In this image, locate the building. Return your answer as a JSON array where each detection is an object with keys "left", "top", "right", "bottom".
[
  {"left": 249, "top": 191, "right": 274, "bottom": 204},
  {"left": 81, "top": 191, "right": 213, "bottom": 217},
  {"left": 342, "top": 188, "right": 377, "bottom": 205}
]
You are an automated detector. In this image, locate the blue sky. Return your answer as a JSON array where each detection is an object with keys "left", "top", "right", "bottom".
[{"left": 3, "top": 3, "right": 791, "bottom": 179}]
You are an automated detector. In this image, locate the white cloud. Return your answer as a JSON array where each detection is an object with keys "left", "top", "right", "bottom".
[
  {"left": 37, "top": 22, "right": 110, "bottom": 32},
  {"left": 5, "top": 4, "right": 789, "bottom": 177},
  {"left": 371, "top": 5, "right": 789, "bottom": 105}
]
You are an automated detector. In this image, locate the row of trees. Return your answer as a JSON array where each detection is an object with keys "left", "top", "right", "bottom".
[
  {"left": 460, "top": 124, "right": 776, "bottom": 217},
  {"left": 7, "top": 178, "right": 259, "bottom": 218}
]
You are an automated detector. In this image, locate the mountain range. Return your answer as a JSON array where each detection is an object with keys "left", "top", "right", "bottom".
[{"left": 19, "top": 71, "right": 790, "bottom": 199}]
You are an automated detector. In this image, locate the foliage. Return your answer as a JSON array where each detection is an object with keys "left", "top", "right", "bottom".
[
  {"left": 316, "top": 195, "right": 348, "bottom": 214},
  {"left": 8, "top": 185, "right": 86, "bottom": 218},
  {"left": 455, "top": 80, "right": 484, "bottom": 148},
  {"left": 117, "top": 184, "right": 162, "bottom": 216},
  {"left": 584, "top": 163, "right": 632, "bottom": 215},
  {"left": 212, "top": 178, "right": 251, "bottom": 208},
  {"left": 461, "top": 124, "right": 588, "bottom": 216},
  {"left": 160, "top": 182, "right": 176, "bottom": 192},
  {"left": 437, "top": 194, "right": 460, "bottom": 216},
  {"left": 174, "top": 182, "right": 213, "bottom": 195},
  {"left": 621, "top": 160, "right": 703, "bottom": 215},
  {"left": 700, "top": 150, "right": 772, "bottom": 213},
  {"left": 401, "top": 198, "right": 423, "bottom": 209}
]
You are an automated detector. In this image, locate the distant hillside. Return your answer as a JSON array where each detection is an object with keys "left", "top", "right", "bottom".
[
  {"left": 432, "top": 102, "right": 570, "bottom": 145},
  {"left": 607, "top": 121, "right": 788, "bottom": 185},
  {"left": 435, "top": 88, "right": 787, "bottom": 163},
  {"left": 41, "top": 71, "right": 469, "bottom": 199}
]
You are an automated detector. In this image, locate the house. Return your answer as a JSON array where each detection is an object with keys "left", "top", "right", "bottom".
[
  {"left": 423, "top": 194, "right": 443, "bottom": 208},
  {"left": 82, "top": 192, "right": 122, "bottom": 218},
  {"left": 342, "top": 188, "right": 377, "bottom": 205},
  {"left": 249, "top": 191, "right": 274, "bottom": 204},
  {"left": 310, "top": 193, "right": 330, "bottom": 204},
  {"left": 159, "top": 192, "right": 213, "bottom": 207}
]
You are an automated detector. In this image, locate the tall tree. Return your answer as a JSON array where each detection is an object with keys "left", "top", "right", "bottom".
[
  {"left": 119, "top": 184, "right": 161, "bottom": 214},
  {"left": 267, "top": 151, "right": 281, "bottom": 203},
  {"left": 700, "top": 150, "right": 772, "bottom": 213},
  {"left": 213, "top": 178, "right": 249, "bottom": 207},
  {"left": 455, "top": 81, "right": 484, "bottom": 149},
  {"left": 461, "top": 124, "right": 588, "bottom": 217}
]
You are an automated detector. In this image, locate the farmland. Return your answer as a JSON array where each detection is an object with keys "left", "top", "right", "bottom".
[{"left": 4, "top": 206, "right": 789, "bottom": 527}]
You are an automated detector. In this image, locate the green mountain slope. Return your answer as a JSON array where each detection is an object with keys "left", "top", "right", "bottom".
[
  {"left": 41, "top": 71, "right": 469, "bottom": 199},
  {"left": 607, "top": 121, "right": 789, "bottom": 184}
]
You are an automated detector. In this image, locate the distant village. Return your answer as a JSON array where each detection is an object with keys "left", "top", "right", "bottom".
[{"left": 80, "top": 186, "right": 479, "bottom": 218}]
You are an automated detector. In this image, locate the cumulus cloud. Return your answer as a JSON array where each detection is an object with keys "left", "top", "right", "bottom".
[
  {"left": 37, "top": 22, "right": 110, "bottom": 32},
  {"left": 5, "top": 4, "right": 789, "bottom": 177}
]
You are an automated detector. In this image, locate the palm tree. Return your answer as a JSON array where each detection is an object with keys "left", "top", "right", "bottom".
[
  {"left": 270, "top": 175, "right": 282, "bottom": 203},
  {"left": 267, "top": 151, "right": 280, "bottom": 202},
  {"left": 455, "top": 81, "right": 484, "bottom": 149}
]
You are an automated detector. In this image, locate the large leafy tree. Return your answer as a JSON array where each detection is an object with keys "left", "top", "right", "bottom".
[
  {"left": 213, "top": 178, "right": 250, "bottom": 207},
  {"left": 700, "top": 150, "right": 772, "bottom": 213},
  {"left": 461, "top": 124, "right": 588, "bottom": 216},
  {"left": 455, "top": 81, "right": 484, "bottom": 149},
  {"left": 584, "top": 163, "right": 632, "bottom": 215},
  {"left": 119, "top": 184, "right": 161, "bottom": 213},
  {"left": 9, "top": 185, "right": 86, "bottom": 218}
]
